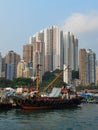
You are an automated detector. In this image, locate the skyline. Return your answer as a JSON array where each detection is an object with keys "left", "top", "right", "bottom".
[{"left": 0, "top": 0, "right": 98, "bottom": 58}]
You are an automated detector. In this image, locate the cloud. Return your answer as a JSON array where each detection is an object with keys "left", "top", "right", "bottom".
[
  {"left": 61, "top": 11, "right": 98, "bottom": 57},
  {"left": 62, "top": 11, "right": 98, "bottom": 34}
]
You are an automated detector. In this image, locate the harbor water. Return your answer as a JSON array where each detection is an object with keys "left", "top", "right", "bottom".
[{"left": 0, "top": 104, "right": 98, "bottom": 130}]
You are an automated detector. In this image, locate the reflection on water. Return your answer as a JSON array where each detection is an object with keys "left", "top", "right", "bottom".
[{"left": 0, "top": 104, "right": 98, "bottom": 130}]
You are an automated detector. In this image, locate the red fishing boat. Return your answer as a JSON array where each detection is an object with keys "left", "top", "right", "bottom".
[{"left": 16, "top": 96, "right": 81, "bottom": 110}]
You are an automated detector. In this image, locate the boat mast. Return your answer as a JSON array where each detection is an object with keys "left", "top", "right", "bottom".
[{"left": 36, "top": 64, "right": 40, "bottom": 98}]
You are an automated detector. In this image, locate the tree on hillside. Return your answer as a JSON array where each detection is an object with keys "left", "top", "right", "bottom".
[
  {"left": 13, "top": 78, "right": 33, "bottom": 86},
  {"left": 40, "top": 69, "right": 67, "bottom": 91},
  {"left": 0, "top": 78, "right": 13, "bottom": 88}
]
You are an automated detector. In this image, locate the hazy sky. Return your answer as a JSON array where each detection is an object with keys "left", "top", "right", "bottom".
[{"left": 0, "top": 0, "right": 98, "bottom": 58}]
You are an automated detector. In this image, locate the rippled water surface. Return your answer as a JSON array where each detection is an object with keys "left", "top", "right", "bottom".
[{"left": 0, "top": 104, "right": 98, "bottom": 130}]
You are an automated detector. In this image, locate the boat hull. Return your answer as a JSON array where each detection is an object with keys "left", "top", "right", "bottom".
[{"left": 15, "top": 97, "right": 81, "bottom": 110}]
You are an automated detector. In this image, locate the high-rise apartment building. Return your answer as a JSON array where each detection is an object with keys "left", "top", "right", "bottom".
[
  {"left": 60, "top": 31, "right": 64, "bottom": 70},
  {"left": 79, "top": 49, "right": 96, "bottom": 86},
  {"left": 32, "top": 42, "right": 44, "bottom": 81},
  {"left": 96, "top": 60, "right": 98, "bottom": 85},
  {"left": 74, "top": 38, "right": 78, "bottom": 71},
  {"left": 23, "top": 44, "right": 34, "bottom": 63},
  {"left": 0, "top": 52, "right": 2, "bottom": 77},
  {"left": 62, "top": 32, "right": 78, "bottom": 83},
  {"left": 23, "top": 42, "right": 44, "bottom": 81},
  {"left": 62, "top": 32, "right": 78, "bottom": 71},
  {"left": 5, "top": 50, "right": 20, "bottom": 80},
  {"left": 44, "top": 26, "right": 60, "bottom": 71},
  {"left": 17, "top": 60, "right": 26, "bottom": 78},
  {"left": 86, "top": 49, "right": 96, "bottom": 84},
  {"left": 29, "top": 30, "right": 44, "bottom": 43},
  {"left": 1, "top": 57, "right": 5, "bottom": 78},
  {"left": 29, "top": 26, "right": 60, "bottom": 72},
  {"left": 79, "top": 49, "right": 87, "bottom": 86}
]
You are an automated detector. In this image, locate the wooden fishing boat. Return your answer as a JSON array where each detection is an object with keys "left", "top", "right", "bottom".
[
  {"left": 15, "top": 96, "right": 82, "bottom": 110},
  {"left": 14, "top": 65, "right": 82, "bottom": 110}
]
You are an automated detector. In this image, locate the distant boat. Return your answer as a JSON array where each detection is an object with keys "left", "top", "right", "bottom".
[{"left": 0, "top": 102, "right": 13, "bottom": 109}]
